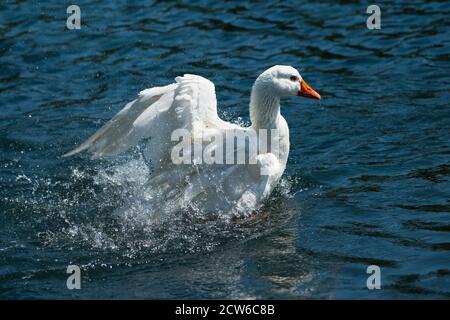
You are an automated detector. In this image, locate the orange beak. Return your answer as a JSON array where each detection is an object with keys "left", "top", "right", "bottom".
[{"left": 298, "top": 79, "right": 321, "bottom": 100}]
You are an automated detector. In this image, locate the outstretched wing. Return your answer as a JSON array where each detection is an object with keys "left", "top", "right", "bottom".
[{"left": 63, "top": 74, "right": 238, "bottom": 161}]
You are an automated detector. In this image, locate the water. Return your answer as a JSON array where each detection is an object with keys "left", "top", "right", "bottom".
[{"left": 1, "top": 0, "right": 449, "bottom": 299}]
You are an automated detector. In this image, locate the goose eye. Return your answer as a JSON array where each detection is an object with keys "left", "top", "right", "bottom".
[{"left": 290, "top": 76, "right": 299, "bottom": 82}]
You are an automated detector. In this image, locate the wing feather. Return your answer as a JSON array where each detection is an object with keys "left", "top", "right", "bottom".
[{"left": 63, "top": 75, "right": 239, "bottom": 162}]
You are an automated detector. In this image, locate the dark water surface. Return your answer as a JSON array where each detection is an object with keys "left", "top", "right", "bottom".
[{"left": 1, "top": 0, "right": 449, "bottom": 299}]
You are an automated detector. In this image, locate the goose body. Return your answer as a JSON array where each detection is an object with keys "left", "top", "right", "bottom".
[{"left": 64, "top": 65, "right": 320, "bottom": 218}]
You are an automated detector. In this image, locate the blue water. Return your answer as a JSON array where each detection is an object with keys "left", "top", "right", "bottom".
[{"left": 1, "top": 0, "right": 449, "bottom": 299}]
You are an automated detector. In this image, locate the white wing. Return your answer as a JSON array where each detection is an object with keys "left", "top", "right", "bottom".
[{"left": 63, "top": 74, "right": 239, "bottom": 161}]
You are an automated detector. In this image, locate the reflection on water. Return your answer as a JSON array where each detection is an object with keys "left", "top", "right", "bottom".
[{"left": 0, "top": 0, "right": 449, "bottom": 298}]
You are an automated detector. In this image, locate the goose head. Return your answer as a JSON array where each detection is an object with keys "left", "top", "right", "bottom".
[{"left": 254, "top": 65, "right": 321, "bottom": 99}]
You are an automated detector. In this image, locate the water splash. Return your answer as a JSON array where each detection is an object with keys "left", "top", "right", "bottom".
[{"left": 8, "top": 153, "right": 295, "bottom": 264}]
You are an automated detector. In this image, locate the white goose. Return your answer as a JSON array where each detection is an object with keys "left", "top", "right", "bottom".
[{"left": 64, "top": 65, "right": 320, "bottom": 218}]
